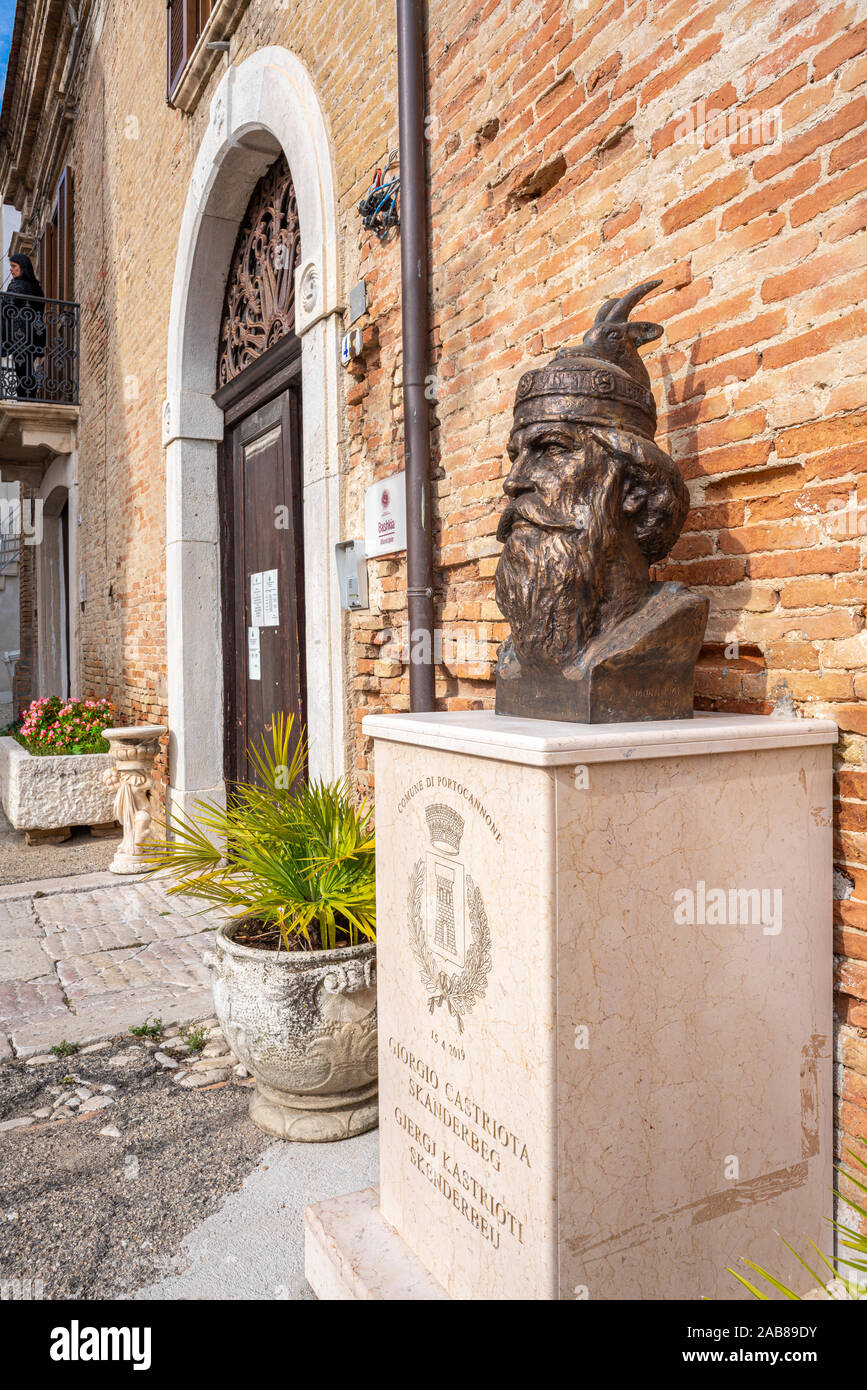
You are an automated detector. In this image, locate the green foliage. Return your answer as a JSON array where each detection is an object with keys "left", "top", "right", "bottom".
[
  {"left": 50, "top": 1040, "right": 78, "bottom": 1057},
  {"left": 180, "top": 1023, "right": 209, "bottom": 1053},
  {"left": 143, "top": 713, "right": 376, "bottom": 953},
  {"left": 727, "top": 1140, "right": 867, "bottom": 1300},
  {"left": 15, "top": 696, "right": 113, "bottom": 756},
  {"left": 129, "top": 1016, "right": 163, "bottom": 1039}
]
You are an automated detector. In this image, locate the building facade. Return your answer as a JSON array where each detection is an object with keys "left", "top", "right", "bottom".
[{"left": 0, "top": 0, "right": 866, "bottom": 1183}]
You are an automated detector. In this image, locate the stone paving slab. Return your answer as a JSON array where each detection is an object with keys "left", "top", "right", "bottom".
[
  {"left": 0, "top": 869, "right": 123, "bottom": 902},
  {"left": 41, "top": 920, "right": 165, "bottom": 961},
  {"left": 41, "top": 910, "right": 210, "bottom": 960},
  {"left": 0, "top": 900, "right": 42, "bottom": 940},
  {"left": 33, "top": 881, "right": 209, "bottom": 932},
  {"left": 58, "top": 933, "right": 216, "bottom": 1004},
  {"left": 0, "top": 939, "right": 51, "bottom": 983},
  {"left": 0, "top": 873, "right": 225, "bottom": 1058},
  {"left": 0, "top": 975, "right": 69, "bottom": 1026},
  {"left": 8, "top": 990, "right": 217, "bottom": 1056}
]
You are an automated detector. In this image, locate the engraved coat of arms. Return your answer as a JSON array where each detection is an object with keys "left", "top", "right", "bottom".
[{"left": 407, "top": 803, "right": 492, "bottom": 1032}]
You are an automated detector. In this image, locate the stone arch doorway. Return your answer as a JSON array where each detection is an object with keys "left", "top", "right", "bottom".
[
  {"left": 38, "top": 488, "right": 70, "bottom": 699},
  {"left": 215, "top": 152, "right": 306, "bottom": 783},
  {"left": 164, "top": 48, "right": 345, "bottom": 818}
]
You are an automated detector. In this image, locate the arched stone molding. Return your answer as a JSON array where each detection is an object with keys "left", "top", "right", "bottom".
[{"left": 164, "top": 47, "right": 345, "bottom": 815}]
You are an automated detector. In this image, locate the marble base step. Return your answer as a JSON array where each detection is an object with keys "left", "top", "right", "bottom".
[{"left": 305, "top": 1186, "right": 448, "bottom": 1300}]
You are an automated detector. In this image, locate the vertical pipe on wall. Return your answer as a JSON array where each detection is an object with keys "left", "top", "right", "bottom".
[{"left": 396, "top": 0, "right": 435, "bottom": 712}]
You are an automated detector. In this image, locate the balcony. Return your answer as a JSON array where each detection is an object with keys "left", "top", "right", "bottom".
[{"left": 0, "top": 293, "right": 80, "bottom": 484}]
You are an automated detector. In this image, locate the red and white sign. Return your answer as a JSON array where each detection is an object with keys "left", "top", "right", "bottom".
[{"left": 364, "top": 471, "right": 407, "bottom": 558}]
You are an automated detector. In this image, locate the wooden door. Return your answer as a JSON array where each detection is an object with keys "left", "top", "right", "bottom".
[{"left": 221, "top": 386, "right": 305, "bottom": 784}]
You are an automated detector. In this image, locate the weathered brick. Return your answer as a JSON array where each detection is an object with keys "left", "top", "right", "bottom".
[
  {"left": 789, "top": 159, "right": 867, "bottom": 227},
  {"left": 812, "top": 19, "right": 867, "bottom": 80},
  {"left": 721, "top": 158, "right": 822, "bottom": 230},
  {"left": 753, "top": 95, "right": 867, "bottom": 183},
  {"left": 777, "top": 410, "right": 867, "bottom": 457},
  {"left": 761, "top": 233, "right": 867, "bottom": 301}
]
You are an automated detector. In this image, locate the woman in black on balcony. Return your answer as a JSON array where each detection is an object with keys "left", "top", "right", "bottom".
[{"left": 1, "top": 254, "right": 46, "bottom": 401}]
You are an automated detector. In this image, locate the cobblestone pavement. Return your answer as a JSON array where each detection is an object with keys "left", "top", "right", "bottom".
[{"left": 0, "top": 871, "right": 223, "bottom": 1058}]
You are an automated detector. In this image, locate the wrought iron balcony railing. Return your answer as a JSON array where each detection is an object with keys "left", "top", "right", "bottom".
[{"left": 0, "top": 292, "right": 80, "bottom": 406}]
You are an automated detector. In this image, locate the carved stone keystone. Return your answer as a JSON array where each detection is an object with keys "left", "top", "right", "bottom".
[{"left": 102, "top": 725, "right": 166, "bottom": 875}]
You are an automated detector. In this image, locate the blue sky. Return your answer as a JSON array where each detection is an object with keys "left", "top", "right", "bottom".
[{"left": 0, "top": 0, "right": 16, "bottom": 107}]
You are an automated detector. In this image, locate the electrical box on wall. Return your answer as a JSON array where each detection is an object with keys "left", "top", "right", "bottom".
[{"left": 335, "top": 540, "right": 369, "bottom": 611}]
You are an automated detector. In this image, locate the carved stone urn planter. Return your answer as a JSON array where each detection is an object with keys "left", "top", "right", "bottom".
[{"left": 205, "top": 921, "right": 378, "bottom": 1142}]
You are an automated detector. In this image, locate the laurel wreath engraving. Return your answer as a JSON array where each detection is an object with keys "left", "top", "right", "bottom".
[{"left": 407, "top": 859, "right": 492, "bottom": 1033}]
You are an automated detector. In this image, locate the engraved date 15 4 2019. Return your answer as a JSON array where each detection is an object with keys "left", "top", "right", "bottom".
[{"left": 431, "top": 1029, "right": 466, "bottom": 1063}]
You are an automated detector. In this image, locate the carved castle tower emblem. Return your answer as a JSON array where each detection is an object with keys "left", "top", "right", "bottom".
[
  {"left": 426, "top": 803, "right": 467, "bottom": 966},
  {"left": 407, "top": 803, "right": 492, "bottom": 1032}
]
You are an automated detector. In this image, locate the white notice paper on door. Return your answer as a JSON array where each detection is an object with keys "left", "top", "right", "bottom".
[
  {"left": 263, "top": 569, "right": 279, "bottom": 627},
  {"left": 248, "top": 626, "right": 261, "bottom": 681},
  {"left": 250, "top": 572, "right": 264, "bottom": 628}
]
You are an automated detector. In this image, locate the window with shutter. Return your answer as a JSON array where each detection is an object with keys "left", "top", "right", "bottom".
[
  {"left": 167, "top": 0, "right": 212, "bottom": 102},
  {"left": 38, "top": 167, "right": 73, "bottom": 301},
  {"left": 168, "top": 0, "right": 188, "bottom": 101}
]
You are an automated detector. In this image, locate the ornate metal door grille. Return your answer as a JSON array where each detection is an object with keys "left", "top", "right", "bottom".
[{"left": 217, "top": 154, "right": 300, "bottom": 387}]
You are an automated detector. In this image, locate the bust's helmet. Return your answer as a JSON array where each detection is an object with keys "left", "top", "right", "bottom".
[{"left": 512, "top": 279, "right": 664, "bottom": 441}]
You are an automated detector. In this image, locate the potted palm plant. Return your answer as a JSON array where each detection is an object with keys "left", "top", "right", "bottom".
[{"left": 144, "top": 715, "right": 377, "bottom": 1142}]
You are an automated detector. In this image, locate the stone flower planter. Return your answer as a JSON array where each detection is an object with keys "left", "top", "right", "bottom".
[
  {"left": 205, "top": 921, "right": 378, "bottom": 1142},
  {"left": 0, "top": 735, "right": 115, "bottom": 839}
]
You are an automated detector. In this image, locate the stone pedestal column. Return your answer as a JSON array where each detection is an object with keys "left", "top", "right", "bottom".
[
  {"left": 305, "top": 710, "right": 836, "bottom": 1301},
  {"left": 102, "top": 725, "right": 167, "bottom": 875}
]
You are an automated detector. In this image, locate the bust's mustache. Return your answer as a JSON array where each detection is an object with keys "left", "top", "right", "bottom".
[{"left": 496, "top": 494, "right": 589, "bottom": 543}]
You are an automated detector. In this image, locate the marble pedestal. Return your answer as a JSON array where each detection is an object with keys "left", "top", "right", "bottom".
[{"left": 305, "top": 711, "right": 836, "bottom": 1300}]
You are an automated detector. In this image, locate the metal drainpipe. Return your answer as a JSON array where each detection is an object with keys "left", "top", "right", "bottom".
[{"left": 397, "top": 0, "right": 435, "bottom": 712}]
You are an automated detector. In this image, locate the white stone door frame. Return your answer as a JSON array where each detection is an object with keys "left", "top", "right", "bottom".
[
  {"left": 164, "top": 47, "right": 345, "bottom": 816},
  {"left": 36, "top": 452, "right": 79, "bottom": 701}
]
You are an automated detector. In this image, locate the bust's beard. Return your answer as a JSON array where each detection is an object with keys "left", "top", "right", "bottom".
[{"left": 495, "top": 497, "right": 617, "bottom": 673}]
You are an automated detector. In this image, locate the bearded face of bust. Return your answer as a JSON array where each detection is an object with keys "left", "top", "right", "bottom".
[
  {"left": 493, "top": 279, "right": 708, "bottom": 724},
  {"left": 495, "top": 421, "right": 687, "bottom": 675}
]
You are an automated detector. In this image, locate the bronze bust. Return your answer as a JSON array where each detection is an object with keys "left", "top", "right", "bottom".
[{"left": 494, "top": 279, "right": 708, "bottom": 723}]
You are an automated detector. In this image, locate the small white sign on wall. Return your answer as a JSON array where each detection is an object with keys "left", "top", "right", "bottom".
[
  {"left": 248, "top": 626, "right": 261, "bottom": 681},
  {"left": 364, "top": 471, "right": 407, "bottom": 558},
  {"left": 262, "top": 569, "right": 279, "bottom": 627},
  {"left": 250, "top": 573, "right": 264, "bottom": 628}
]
